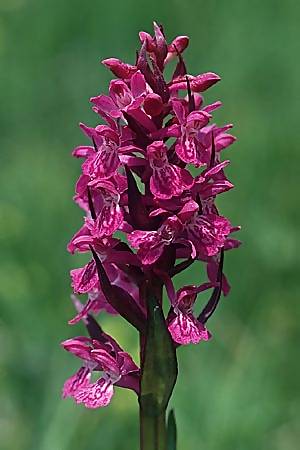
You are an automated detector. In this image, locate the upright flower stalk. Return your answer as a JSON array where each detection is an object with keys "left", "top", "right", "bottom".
[{"left": 62, "top": 22, "right": 240, "bottom": 450}]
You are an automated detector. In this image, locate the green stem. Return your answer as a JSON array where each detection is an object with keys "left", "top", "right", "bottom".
[
  {"left": 139, "top": 404, "right": 167, "bottom": 450},
  {"left": 139, "top": 282, "right": 177, "bottom": 450}
]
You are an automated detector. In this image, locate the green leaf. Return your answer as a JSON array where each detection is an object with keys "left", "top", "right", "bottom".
[
  {"left": 90, "top": 246, "right": 146, "bottom": 332},
  {"left": 139, "top": 289, "right": 178, "bottom": 416},
  {"left": 167, "top": 409, "right": 177, "bottom": 450}
]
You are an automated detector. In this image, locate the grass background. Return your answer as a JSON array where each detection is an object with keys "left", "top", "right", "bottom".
[{"left": 0, "top": 1, "right": 299, "bottom": 449}]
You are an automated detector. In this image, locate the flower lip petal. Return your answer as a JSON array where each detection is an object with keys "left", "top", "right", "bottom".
[
  {"left": 168, "top": 313, "right": 210, "bottom": 345},
  {"left": 75, "top": 377, "right": 114, "bottom": 408},
  {"left": 62, "top": 366, "right": 91, "bottom": 399},
  {"left": 147, "top": 140, "right": 194, "bottom": 199}
]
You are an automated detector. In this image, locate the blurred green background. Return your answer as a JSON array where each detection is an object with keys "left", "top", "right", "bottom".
[{"left": 1, "top": 0, "right": 299, "bottom": 449}]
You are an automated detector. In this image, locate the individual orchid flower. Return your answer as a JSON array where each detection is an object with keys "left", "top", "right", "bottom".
[
  {"left": 178, "top": 200, "right": 232, "bottom": 258},
  {"left": 168, "top": 285, "right": 212, "bottom": 345},
  {"left": 172, "top": 98, "right": 212, "bottom": 166},
  {"left": 192, "top": 160, "right": 234, "bottom": 202},
  {"left": 80, "top": 124, "right": 121, "bottom": 179},
  {"left": 84, "top": 179, "right": 124, "bottom": 238},
  {"left": 91, "top": 71, "right": 147, "bottom": 118},
  {"left": 71, "top": 260, "right": 99, "bottom": 294},
  {"left": 147, "top": 140, "right": 193, "bottom": 199},
  {"left": 155, "top": 271, "right": 213, "bottom": 345},
  {"left": 128, "top": 216, "right": 183, "bottom": 265},
  {"left": 91, "top": 72, "right": 162, "bottom": 135},
  {"left": 62, "top": 336, "right": 139, "bottom": 408}
]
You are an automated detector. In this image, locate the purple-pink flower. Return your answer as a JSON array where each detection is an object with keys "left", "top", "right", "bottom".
[
  {"left": 62, "top": 22, "right": 240, "bottom": 410},
  {"left": 62, "top": 335, "right": 139, "bottom": 408}
]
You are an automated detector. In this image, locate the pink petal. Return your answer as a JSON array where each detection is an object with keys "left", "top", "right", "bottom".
[
  {"left": 186, "top": 110, "right": 211, "bottom": 130},
  {"left": 177, "top": 200, "right": 199, "bottom": 222},
  {"left": 202, "top": 101, "right": 222, "bottom": 113},
  {"left": 109, "top": 80, "right": 133, "bottom": 109},
  {"left": 90, "top": 94, "right": 119, "bottom": 117},
  {"left": 207, "top": 259, "right": 231, "bottom": 296},
  {"left": 68, "top": 298, "right": 95, "bottom": 325},
  {"left": 165, "top": 35, "right": 189, "bottom": 64},
  {"left": 200, "top": 180, "right": 234, "bottom": 199},
  {"left": 61, "top": 337, "right": 93, "bottom": 360},
  {"left": 93, "top": 204, "right": 123, "bottom": 238},
  {"left": 187, "top": 214, "right": 231, "bottom": 257},
  {"left": 82, "top": 141, "right": 120, "bottom": 179},
  {"left": 118, "top": 351, "right": 139, "bottom": 375},
  {"left": 176, "top": 282, "right": 214, "bottom": 307},
  {"left": 191, "top": 72, "right": 221, "bottom": 92},
  {"left": 91, "top": 349, "right": 120, "bottom": 374},
  {"left": 170, "top": 72, "right": 221, "bottom": 93},
  {"left": 128, "top": 230, "right": 164, "bottom": 265},
  {"left": 62, "top": 367, "right": 91, "bottom": 399},
  {"left": 139, "top": 31, "right": 155, "bottom": 51},
  {"left": 128, "top": 230, "right": 156, "bottom": 248},
  {"left": 215, "top": 133, "right": 236, "bottom": 151},
  {"left": 168, "top": 313, "right": 210, "bottom": 345},
  {"left": 72, "top": 145, "right": 95, "bottom": 159},
  {"left": 130, "top": 71, "right": 146, "bottom": 98},
  {"left": 172, "top": 98, "right": 187, "bottom": 124},
  {"left": 70, "top": 260, "right": 98, "bottom": 294},
  {"left": 150, "top": 164, "right": 193, "bottom": 199},
  {"left": 79, "top": 123, "right": 103, "bottom": 147},
  {"left": 67, "top": 225, "right": 91, "bottom": 254},
  {"left": 126, "top": 107, "right": 157, "bottom": 132},
  {"left": 148, "top": 141, "right": 193, "bottom": 199},
  {"left": 75, "top": 377, "right": 114, "bottom": 409}
]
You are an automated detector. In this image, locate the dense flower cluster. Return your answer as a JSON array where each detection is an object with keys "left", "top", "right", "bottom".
[{"left": 62, "top": 22, "right": 240, "bottom": 409}]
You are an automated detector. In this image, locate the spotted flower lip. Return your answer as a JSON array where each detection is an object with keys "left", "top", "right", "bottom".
[
  {"left": 91, "top": 71, "right": 148, "bottom": 120},
  {"left": 168, "top": 310, "right": 211, "bottom": 345},
  {"left": 63, "top": 21, "right": 240, "bottom": 411},
  {"left": 147, "top": 140, "right": 194, "bottom": 199},
  {"left": 80, "top": 124, "right": 121, "bottom": 180},
  {"left": 156, "top": 270, "right": 214, "bottom": 345}
]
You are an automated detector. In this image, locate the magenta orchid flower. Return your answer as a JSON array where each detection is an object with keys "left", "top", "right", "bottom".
[
  {"left": 62, "top": 22, "right": 240, "bottom": 450},
  {"left": 62, "top": 335, "right": 139, "bottom": 408},
  {"left": 128, "top": 215, "right": 183, "bottom": 265},
  {"left": 168, "top": 285, "right": 212, "bottom": 345},
  {"left": 147, "top": 140, "right": 193, "bottom": 199}
]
